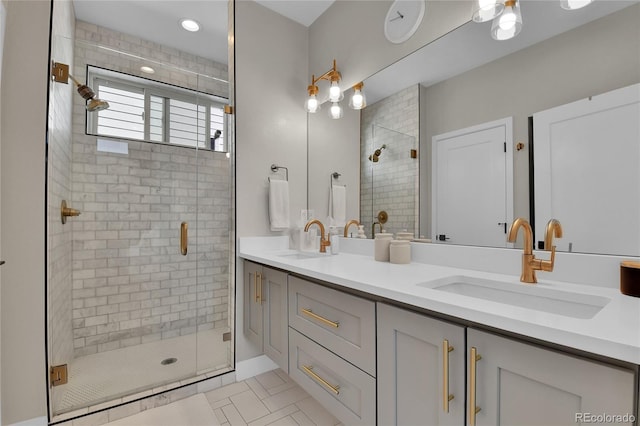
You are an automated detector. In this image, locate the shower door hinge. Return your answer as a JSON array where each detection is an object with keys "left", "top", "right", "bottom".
[
  {"left": 51, "top": 62, "right": 70, "bottom": 84},
  {"left": 223, "top": 332, "right": 232, "bottom": 342},
  {"left": 224, "top": 105, "right": 234, "bottom": 115},
  {"left": 50, "top": 364, "right": 68, "bottom": 387}
]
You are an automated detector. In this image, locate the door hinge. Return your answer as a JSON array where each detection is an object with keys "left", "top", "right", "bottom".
[
  {"left": 503, "top": 142, "right": 507, "bottom": 153},
  {"left": 50, "top": 364, "right": 68, "bottom": 387},
  {"left": 223, "top": 331, "right": 232, "bottom": 342}
]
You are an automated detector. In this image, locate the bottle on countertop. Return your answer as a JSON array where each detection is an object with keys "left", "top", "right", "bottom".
[{"left": 374, "top": 232, "right": 393, "bottom": 262}]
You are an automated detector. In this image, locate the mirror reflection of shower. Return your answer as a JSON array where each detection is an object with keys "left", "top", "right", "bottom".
[{"left": 368, "top": 144, "right": 386, "bottom": 162}]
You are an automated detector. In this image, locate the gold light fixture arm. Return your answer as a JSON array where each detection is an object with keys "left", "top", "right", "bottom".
[{"left": 311, "top": 59, "right": 341, "bottom": 86}]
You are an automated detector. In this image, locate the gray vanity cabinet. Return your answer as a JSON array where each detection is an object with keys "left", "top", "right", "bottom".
[
  {"left": 467, "top": 328, "right": 636, "bottom": 426},
  {"left": 377, "top": 303, "right": 466, "bottom": 426},
  {"left": 378, "top": 303, "right": 637, "bottom": 426},
  {"left": 243, "top": 261, "right": 288, "bottom": 372},
  {"left": 288, "top": 276, "right": 377, "bottom": 425}
]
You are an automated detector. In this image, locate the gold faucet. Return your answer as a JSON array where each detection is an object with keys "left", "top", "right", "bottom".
[
  {"left": 343, "top": 219, "right": 360, "bottom": 237},
  {"left": 507, "top": 218, "right": 560, "bottom": 284},
  {"left": 304, "top": 219, "right": 331, "bottom": 253},
  {"left": 544, "top": 219, "right": 563, "bottom": 251}
]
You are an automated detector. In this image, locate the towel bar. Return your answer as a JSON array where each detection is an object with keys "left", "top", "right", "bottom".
[{"left": 270, "top": 164, "right": 288, "bottom": 181}]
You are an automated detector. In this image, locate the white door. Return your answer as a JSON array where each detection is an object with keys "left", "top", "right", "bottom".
[
  {"left": 432, "top": 118, "right": 513, "bottom": 247},
  {"left": 533, "top": 83, "right": 640, "bottom": 256}
]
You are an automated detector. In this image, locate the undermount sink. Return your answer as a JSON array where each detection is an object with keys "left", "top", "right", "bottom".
[
  {"left": 418, "top": 276, "right": 610, "bottom": 319},
  {"left": 275, "top": 251, "right": 328, "bottom": 260}
]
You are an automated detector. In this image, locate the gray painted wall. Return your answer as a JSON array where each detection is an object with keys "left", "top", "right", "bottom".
[
  {"left": 235, "top": 1, "right": 309, "bottom": 361},
  {"left": 419, "top": 4, "right": 640, "bottom": 238}
]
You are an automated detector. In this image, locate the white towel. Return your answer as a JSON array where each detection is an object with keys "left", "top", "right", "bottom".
[
  {"left": 330, "top": 184, "right": 346, "bottom": 226},
  {"left": 269, "top": 179, "right": 290, "bottom": 231}
]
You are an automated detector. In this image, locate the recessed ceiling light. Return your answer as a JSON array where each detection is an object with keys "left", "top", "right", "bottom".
[
  {"left": 180, "top": 18, "right": 200, "bottom": 32},
  {"left": 140, "top": 66, "right": 155, "bottom": 74}
]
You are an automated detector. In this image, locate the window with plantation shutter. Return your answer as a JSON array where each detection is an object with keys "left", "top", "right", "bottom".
[{"left": 88, "top": 67, "right": 227, "bottom": 152}]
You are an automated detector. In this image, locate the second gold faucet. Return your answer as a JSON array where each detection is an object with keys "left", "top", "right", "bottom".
[{"left": 507, "top": 218, "right": 563, "bottom": 284}]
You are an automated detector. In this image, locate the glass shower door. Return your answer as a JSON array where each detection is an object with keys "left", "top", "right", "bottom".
[{"left": 47, "top": 46, "right": 226, "bottom": 420}]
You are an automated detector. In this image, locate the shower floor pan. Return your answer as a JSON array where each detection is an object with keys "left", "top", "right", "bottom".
[{"left": 52, "top": 328, "right": 231, "bottom": 416}]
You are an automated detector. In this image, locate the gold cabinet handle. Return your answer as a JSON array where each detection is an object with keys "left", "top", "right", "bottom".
[
  {"left": 443, "top": 339, "right": 454, "bottom": 413},
  {"left": 469, "top": 347, "right": 482, "bottom": 426},
  {"left": 257, "top": 272, "right": 263, "bottom": 304},
  {"left": 180, "top": 222, "right": 188, "bottom": 255},
  {"left": 301, "top": 308, "right": 339, "bottom": 328},
  {"left": 302, "top": 365, "right": 340, "bottom": 395}
]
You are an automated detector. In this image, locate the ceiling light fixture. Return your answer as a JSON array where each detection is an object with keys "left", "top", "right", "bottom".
[
  {"left": 180, "top": 18, "right": 200, "bottom": 32},
  {"left": 140, "top": 66, "right": 155, "bottom": 74}
]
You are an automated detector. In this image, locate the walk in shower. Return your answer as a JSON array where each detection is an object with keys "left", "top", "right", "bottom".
[{"left": 46, "top": 0, "right": 234, "bottom": 419}]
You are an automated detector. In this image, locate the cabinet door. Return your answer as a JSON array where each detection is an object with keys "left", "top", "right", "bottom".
[
  {"left": 263, "top": 267, "right": 288, "bottom": 372},
  {"left": 467, "top": 328, "right": 636, "bottom": 426},
  {"left": 377, "top": 303, "right": 465, "bottom": 426},
  {"left": 243, "top": 261, "right": 263, "bottom": 351}
]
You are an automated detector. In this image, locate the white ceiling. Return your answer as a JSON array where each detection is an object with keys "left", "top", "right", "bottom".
[
  {"left": 73, "top": 0, "right": 636, "bottom": 101},
  {"left": 73, "top": 0, "right": 333, "bottom": 65}
]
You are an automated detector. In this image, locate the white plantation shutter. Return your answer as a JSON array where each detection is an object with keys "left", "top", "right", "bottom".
[
  {"left": 168, "top": 99, "right": 207, "bottom": 148},
  {"left": 91, "top": 71, "right": 226, "bottom": 151},
  {"left": 95, "top": 80, "right": 145, "bottom": 140}
]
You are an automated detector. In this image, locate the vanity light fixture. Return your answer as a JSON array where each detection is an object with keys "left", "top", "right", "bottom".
[
  {"left": 560, "top": 0, "right": 593, "bottom": 10},
  {"left": 349, "top": 82, "right": 367, "bottom": 110},
  {"left": 476, "top": 0, "right": 592, "bottom": 41},
  {"left": 329, "top": 102, "right": 344, "bottom": 119},
  {"left": 491, "top": 0, "right": 522, "bottom": 40},
  {"left": 472, "top": 0, "right": 505, "bottom": 23},
  {"left": 180, "top": 18, "right": 200, "bottom": 32},
  {"left": 305, "top": 59, "right": 343, "bottom": 114}
]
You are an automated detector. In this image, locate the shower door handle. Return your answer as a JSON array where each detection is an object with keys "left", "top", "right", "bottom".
[{"left": 180, "top": 222, "right": 188, "bottom": 255}]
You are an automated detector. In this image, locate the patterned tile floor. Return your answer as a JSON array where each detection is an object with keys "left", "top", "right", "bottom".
[{"left": 106, "top": 369, "right": 342, "bottom": 426}]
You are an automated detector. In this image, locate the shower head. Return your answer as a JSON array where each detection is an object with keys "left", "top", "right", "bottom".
[
  {"left": 368, "top": 144, "right": 387, "bottom": 162},
  {"left": 69, "top": 75, "right": 110, "bottom": 112}
]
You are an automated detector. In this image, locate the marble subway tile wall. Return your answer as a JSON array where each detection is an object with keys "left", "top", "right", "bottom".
[
  {"left": 360, "top": 85, "right": 419, "bottom": 237},
  {"left": 48, "top": 0, "right": 76, "bottom": 369},
  {"left": 69, "top": 21, "right": 230, "bottom": 357}
]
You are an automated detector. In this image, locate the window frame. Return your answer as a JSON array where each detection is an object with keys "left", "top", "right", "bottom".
[{"left": 86, "top": 66, "right": 228, "bottom": 152}]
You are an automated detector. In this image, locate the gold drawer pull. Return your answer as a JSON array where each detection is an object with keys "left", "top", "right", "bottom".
[
  {"left": 301, "top": 308, "right": 339, "bottom": 328},
  {"left": 443, "top": 339, "right": 454, "bottom": 413},
  {"left": 302, "top": 365, "right": 340, "bottom": 395},
  {"left": 469, "top": 346, "right": 482, "bottom": 426}
]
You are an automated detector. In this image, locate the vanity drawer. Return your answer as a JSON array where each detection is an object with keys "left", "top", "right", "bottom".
[
  {"left": 288, "top": 276, "right": 376, "bottom": 376},
  {"left": 289, "top": 328, "right": 376, "bottom": 426}
]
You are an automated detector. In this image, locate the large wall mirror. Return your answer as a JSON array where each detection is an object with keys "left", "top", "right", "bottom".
[
  {"left": 47, "top": 0, "right": 234, "bottom": 418},
  {"left": 309, "top": 0, "right": 639, "bottom": 256}
]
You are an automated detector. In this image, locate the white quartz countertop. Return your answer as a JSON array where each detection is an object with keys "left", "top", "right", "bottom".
[{"left": 239, "top": 238, "right": 640, "bottom": 365}]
